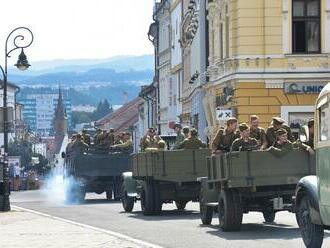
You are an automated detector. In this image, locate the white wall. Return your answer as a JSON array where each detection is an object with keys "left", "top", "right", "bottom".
[{"left": 171, "top": 2, "right": 182, "bottom": 67}]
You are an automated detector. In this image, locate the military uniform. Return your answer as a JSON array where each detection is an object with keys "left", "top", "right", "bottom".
[
  {"left": 250, "top": 127, "right": 267, "bottom": 146},
  {"left": 268, "top": 140, "right": 311, "bottom": 156},
  {"left": 82, "top": 134, "right": 91, "bottom": 146},
  {"left": 212, "top": 128, "right": 240, "bottom": 152},
  {"left": 172, "top": 132, "right": 185, "bottom": 150},
  {"left": 72, "top": 140, "right": 89, "bottom": 154},
  {"left": 112, "top": 139, "right": 133, "bottom": 150},
  {"left": 141, "top": 136, "right": 162, "bottom": 151},
  {"left": 266, "top": 124, "right": 295, "bottom": 147},
  {"left": 176, "top": 137, "right": 207, "bottom": 150},
  {"left": 231, "top": 137, "right": 259, "bottom": 152}
]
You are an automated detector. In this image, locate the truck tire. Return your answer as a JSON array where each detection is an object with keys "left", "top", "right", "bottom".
[
  {"left": 218, "top": 189, "right": 242, "bottom": 232},
  {"left": 175, "top": 201, "right": 188, "bottom": 210},
  {"left": 121, "top": 184, "right": 134, "bottom": 212},
  {"left": 199, "top": 188, "right": 213, "bottom": 225},
  {"left": 141, "top": 181, "right": 155, "bottom": 216},
  {"left": 297, "top": 196, "right": 324, "bottom": 248},
  {"left": 263, "top": 209, "right": 276, "bottom": 223},
  {"left": 153, "top": 182, "right": 162, "bottom": 215},
  {"left": 106, "top": 190, "right": 113, "bottom": 200}
]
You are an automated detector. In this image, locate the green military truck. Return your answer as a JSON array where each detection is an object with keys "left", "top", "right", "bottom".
[
  {"left": 199, "top": 150, "right": 315, "bottom": 231},
  {"left": 64, "top": 149, "right": 131, "bottom": 202},
  {"left": 295, "top": 83, "right": 330, "bottom": 248},
  {"left": 121, "top": 149, "right": 210, "bottom": 215}
]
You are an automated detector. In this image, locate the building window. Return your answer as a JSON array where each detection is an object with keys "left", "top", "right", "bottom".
[
  {"left": 292, "top": 0, "right": 320, "bottom": 53},
  {"left": 319, "top": 102, "right": 329, "bottom": 141}
]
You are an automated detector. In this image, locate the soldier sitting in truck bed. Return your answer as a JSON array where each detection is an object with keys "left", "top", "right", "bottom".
[
  {"left": 71, "top": 134, "right": 89, "bottom": 154},
  {"left": 82, "top": 129, "right": 91, "bottom": 146},
  {"left": 93, "top": 129, "right": 102, "bottom": 146},
  {"left": 268, "top": 128, "right": 314, "bottom": 156},
  {"left": 231, "top": 123, "right": 259, "bottom": 152},
  {"left": 172, "top": 123, "right": 185, "bottom": 150},
  {"left": 266, "top": 117, "right": 295, "bottom": 147},
  {"left": 111, "top": 132, "right": 133, "bottom": 152},
  {"left": 176, "top": 128, "right": 207, "bottom": 150},
  {"left": 183, "top": 126, "right": 190, "bottom": 139},
  {"left": 212, "top": 117, "right": 240, "bottom": 154},
  {"left": 249, "top": 115, "right": 267, "bottom": 149},
  {"left": 140, "top": 128, "right": 163, "bottom": 151}
]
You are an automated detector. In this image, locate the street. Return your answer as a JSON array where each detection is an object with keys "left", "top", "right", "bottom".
[{"left": 10, "top": 190, "right": 330, "bottom": 248}]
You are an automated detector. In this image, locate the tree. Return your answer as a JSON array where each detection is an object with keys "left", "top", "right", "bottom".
[
  {"left": 92, "top": 99, "right": 113, "bottom": 120},
  {"left": 8, "top": 139, "right": 33, "bottom": 167}
]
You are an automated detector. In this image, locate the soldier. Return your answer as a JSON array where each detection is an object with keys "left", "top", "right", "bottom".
[
  {"left": 81, "top": 129, "right": 91, "bottom": 146},
  {"left": 304, "top": 118, "right": 314, "bottom": 149},
  {"left": 176, "top": 128, "right": 207, "bottom": 150},
  {"left": 71, "top": 134, "right": 89, "bottom": 154},
  {"left": 158, "top": 140, "right": 167, "bottom": 151},
  {"left": 111, "top": 132, "right": 133, "bottom": 151},
  {"left": 172, "top": 123, "right": 185, "bottom": 150},
  {"left": 93, "top": 129, "right": 102, "bottom": 146},
  {"left": 140, "top": 127, "right": 163, "bottom": 151},
  {"left": 268, "top": 128, "right": 314, "bottom": 156},
  {"left": 182, "top": 126, "right": 190, "bottom": 139},
  {"left": 66, "top": 134, "right": 76, "bottom": 155},
  {"left": 108, "top": 128, "right": 116, "bottom": 146},
  {"left": 266, "top": 117, "right": 295, "bottom": 147},
  {"left": 231, "top": 123, "right": 259, "bottom": 152},
  {"left": 249, "top": 115, "right": 267, "bottom": 149},
  {"left": 114, "top": 132, "right": 125, "bottom": 145},
  {"left": 212, "top": 117, "right": 240, "bottom": 154}
]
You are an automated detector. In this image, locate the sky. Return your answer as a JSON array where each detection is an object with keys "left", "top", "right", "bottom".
[{"left": 0, "top": 0, "right": 155, "bottom": 63}]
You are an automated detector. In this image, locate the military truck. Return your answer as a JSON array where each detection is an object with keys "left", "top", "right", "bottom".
[
  {"left": 199, "top": 149, "right": 315, "bottom": 231},
  {"left": 295, "top": 83, "right": 330, "bottom": 248},
  {"left": 121, "top": 149, "right": 210, "bottom": 215},
  {"left": 63, "top": 149, "right": 131, "bottom": 202}
]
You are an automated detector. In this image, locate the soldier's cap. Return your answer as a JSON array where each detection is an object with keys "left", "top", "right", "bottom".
[
  {"left": 272, "top": 117, "right": 285, "bottom": 125},
  {"left": 226, "top": 117, "right": 238, "bottom": 126},
  {"left": 190, "top": 128, "right": 198, "bottom": 136},
  {"left": 173, "top": 123, "right": 182, "bottom": 129},
  {"left": 238, "top": 123, "right": 249, "bottom": 132},
  {"left": 276, "top": 128, "right": 287, "bottom": 137},
  {"left": 183, "top": 126, "right": 190, "bottom": 133}
]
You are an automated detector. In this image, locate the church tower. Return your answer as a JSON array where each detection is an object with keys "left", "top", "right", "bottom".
[{"left": 53, "top": 87, "right": 68, "bottom": 137}]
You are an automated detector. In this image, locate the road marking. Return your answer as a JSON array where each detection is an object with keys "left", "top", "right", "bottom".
[{"left": 12, "top": 205, "right": 163, "bottom": 248}]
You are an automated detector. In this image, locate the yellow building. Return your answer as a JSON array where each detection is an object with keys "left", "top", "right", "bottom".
[{"left": 204, "top": 0, "right": 330, "bottom": 138}]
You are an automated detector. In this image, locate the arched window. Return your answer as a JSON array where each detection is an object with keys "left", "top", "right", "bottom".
[{"left": 292, "top": 0, "right": 320, "bottom": 53}]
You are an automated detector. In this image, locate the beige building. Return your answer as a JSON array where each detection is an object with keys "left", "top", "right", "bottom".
[{"left": 204, "top": 0, "right": 330, "bottom": 140}]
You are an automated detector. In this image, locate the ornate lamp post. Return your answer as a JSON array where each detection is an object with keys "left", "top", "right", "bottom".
[{"left": 0, "top": 27, "right": 34, "bottom": 212}]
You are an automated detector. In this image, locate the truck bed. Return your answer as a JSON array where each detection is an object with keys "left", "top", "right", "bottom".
[
  {"left": 207, "top": 150, "right": 315, "bottom": 188},
  {"left": 132, "top": 149, "right": 210, "bottom": 182}
]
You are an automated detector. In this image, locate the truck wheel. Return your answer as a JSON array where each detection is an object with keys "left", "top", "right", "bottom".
[
  {"left": 263, "top": 209, "right": 276, "bottom": 223},
  {"left": 218, "top": 189, "right": 242, "bottom": 232},
  {"left": 175, "top": 201, "right": 188, "bottom": 210},
  {"left": 199, "top": 188, "right": 213, "bottom": 225},
  {"left": 141, "top": 182, "right": 155, "bottom": 216},
  {"left": 114, "top": 180, "right": 122, "bottom": 201},
  {"left": 121, "top": 184, "right": 134, "bottom": 212},
  {"left": 297, "top": 196, "right": 324, "bottom": 248},
  {"left": 106, "top": 190, "right": 113, "bottom": 200}
]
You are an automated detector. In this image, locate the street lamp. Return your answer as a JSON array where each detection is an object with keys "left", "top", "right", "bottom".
[{"left": 0, "top": 27, "right": 34, "bottom": 212}]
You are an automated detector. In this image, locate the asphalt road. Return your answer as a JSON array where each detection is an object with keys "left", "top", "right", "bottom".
[{"left": 11, "top": 190, "right": 330, "bottom": 248}]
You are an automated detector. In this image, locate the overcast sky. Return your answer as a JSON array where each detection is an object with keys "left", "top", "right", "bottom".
[{"left": 0, "top": 0, "right": 154, "bottom": 63}]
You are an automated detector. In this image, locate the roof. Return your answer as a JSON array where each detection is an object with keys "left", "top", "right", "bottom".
[{"left": 95, "top": 97, "right": 144, "bottom": 133}]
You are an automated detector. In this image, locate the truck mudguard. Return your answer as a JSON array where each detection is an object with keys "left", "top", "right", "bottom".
[
  {"left": 122, "top": 172, "right": 138, "bottom": 197},
  {"left": 296, "top": 175, "right": 322, "bottom": 225}
]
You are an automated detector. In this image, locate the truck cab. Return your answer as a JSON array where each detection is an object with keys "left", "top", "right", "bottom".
[{"left": 295, "top": 82, "right": 330, "bottom": 248}]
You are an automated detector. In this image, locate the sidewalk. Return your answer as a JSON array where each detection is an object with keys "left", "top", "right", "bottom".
[{"left": 0, "top": 207, "right": 159, "bottom": 248}]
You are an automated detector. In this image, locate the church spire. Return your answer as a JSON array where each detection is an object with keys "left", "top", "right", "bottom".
[{"left": 53, "top": 86, "right": 67, "bottom": 137}]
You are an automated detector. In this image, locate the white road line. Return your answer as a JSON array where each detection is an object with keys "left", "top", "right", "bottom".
[{"left": 12, "top": 205, "right": 163, "bottom": 248}]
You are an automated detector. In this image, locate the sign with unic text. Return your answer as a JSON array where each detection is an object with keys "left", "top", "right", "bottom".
[{"left": 284, "top": 82, "right": 328, "bottom": 94}]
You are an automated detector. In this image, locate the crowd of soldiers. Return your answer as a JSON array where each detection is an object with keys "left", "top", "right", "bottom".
[
  {"left": 140, "top": 115, "right": 315, "bottom": 157},
  {"left": 66, "top": 128, "right": 133, "bottom": 155}
]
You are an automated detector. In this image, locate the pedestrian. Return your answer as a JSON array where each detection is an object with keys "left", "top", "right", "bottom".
[{"left": 13, "top": 162, "right": 21, "bottom": 191}]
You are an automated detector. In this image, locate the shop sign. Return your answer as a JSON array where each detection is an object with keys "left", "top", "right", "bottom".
[
  {"left": 216, "top": 108, "right": 233, "bottom": 121},
  {"left": 284, "top": 82, "right": 327, "bottom": 94}
]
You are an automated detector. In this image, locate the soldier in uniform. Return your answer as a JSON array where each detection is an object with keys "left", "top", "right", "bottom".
[
  {"left": 114, "top": 132, "right": 125, "bottom": 145},
  {"left": 93, "top": 129, "right": 102, "bottom": 146},
  {"left": 249, "top": 115, "right": 267, "bottom": 149},
  {"left": 172, "top": 123, "right": 185, "bottom": 150},
  {"left": 231, "top": 123, "right": 259, "bottom": 152},
  {"left": 82, "top": 129, "right": 91, "bottom": 146},
  {"left": 108, "top": 128, "right": 116, "bottom": 146},
  {"left": 212, "top": 117, "right": 240, "bottom": 154},
  {"left": 66, "top": 134, "right": 76, "bottom": 155},
  {"left": 266, "top": 117, "right": 295, "bottom": 147},
  {"left": 182, "top": 126, "right": 190, "bottom": 139},
  {"left": 71, "top": 134, "right": 89, "bottom": 154},
  {"left": 176, "top": 128, "right": 207, "bottom": 150},
  {"left": 268, "top": 128, "right": 314, "bottom": 156},
  {"left": 111, "top": 132, "right": 133, "bottom": 151},
  {"left": 304, "top": 118, "right": 314, "bottom": 149},
  {"left": 140, "top": 127, "right": 163, "bottom": 151}
]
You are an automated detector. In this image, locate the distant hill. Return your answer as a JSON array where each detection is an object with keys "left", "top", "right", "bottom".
[{"left": 13, "top": 54, "right": 154, "bottom": 106}]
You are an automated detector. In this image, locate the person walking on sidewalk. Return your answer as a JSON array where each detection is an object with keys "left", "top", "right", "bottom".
[{"left": 13, "top": 162, "right": 21, "bottom": 191}]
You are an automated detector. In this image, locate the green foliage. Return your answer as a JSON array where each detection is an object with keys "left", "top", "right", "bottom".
[{"left": 8, "top": 139, "right": 33, "bottom": 167}]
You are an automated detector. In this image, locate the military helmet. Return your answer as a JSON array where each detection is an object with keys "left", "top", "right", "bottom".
[
  {"left": 276, "top": 128, "right": 287, "bottom": 137},
  {"left": 238, "top": 123, "right": 249, "bottom": 132}
]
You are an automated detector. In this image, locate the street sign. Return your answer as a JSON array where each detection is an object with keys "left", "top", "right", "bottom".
[{"left": 216, "top": 109, "right": 233, "bottom": 120}]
